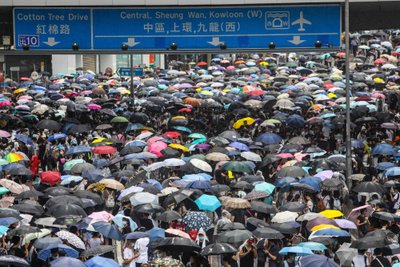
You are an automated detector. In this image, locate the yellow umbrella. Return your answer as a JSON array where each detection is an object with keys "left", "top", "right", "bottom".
[
  {"left": 169, "top": 143, "right": 189, "bottom": 152},
  {"left": 319, "top": 209, "right": 344, "bottom": 219},
  {"left": 282, "top": 160, "right": 297, "bottom": 168},
  {"left": 92, "top": 137, "right": 106, "bottom": 144},
  {"left": 171, "top": 116, "right": 187, "bottom": 120},
  {"left": 200, "top": 90, "right": 214, "bottom": 96},
  {"left": 374, "top": 77, "right": 385, "bottom": 84},
  {"left": 328, "top": 93, "right": 337, "bottom": 99},
  {"left": 98, "top": 178, "right": 125, "bottom": 191},
  {"left": 233, "top": 117, "right": 255, "bottom": 129},
  {"left": 14, "top": 88, "right": 27, "bottom": 94},
  {"left": 259, "top": 61, "right": 269, "bottom": 67},
  {"left": 311, "top": 224, "right": 341, "bottom": 232}
]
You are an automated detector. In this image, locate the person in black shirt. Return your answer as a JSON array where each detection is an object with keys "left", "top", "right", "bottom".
[
  {"left": 371, "top": 248, "right": 391, "bottom": 267},
  {"left": 239, "top": 239, "right": 257, "bottom": 267}
]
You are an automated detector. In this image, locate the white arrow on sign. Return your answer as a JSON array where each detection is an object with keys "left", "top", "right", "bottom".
[
  {"left": 43, "top": 37, "right": 60, "bottom": 47},
  {"left": 208, "top": 37, "right": 224, "bottom": 46},
  {"left": 124, "top": 38, "right": 140, "bottom": 47},
  {"left": 288, "top": 36, "right": 306, "bottom": 45}
]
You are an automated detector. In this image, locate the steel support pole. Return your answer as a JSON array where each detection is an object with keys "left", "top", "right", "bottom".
[
  {"left": 344, "top": 0, "right": 352, "bottom": 189},
  {"left": 130, "top": 53, "right": 134, "bottom": 106}
]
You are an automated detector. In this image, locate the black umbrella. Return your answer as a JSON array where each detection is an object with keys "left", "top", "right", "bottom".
[
  {"left": 45, "top": 195, "right": 84, "bottom": 209},
  {"left": 8, "top": 225, "right": 40, "bottom": 236},
  {"left": 15, "top": 190, "right": 44, "bottom": 200},
  {"left": 211, "top": 184, "right": 231, "bottom": 193},
  {"left": 81, "top": 245, "right": 114, "bottom": 258},
  {"left": 0, "top": 255, "right": 30, "bottom": 267},
  {"left": 44, "top": 186, "right": 72, "bottom": 197},
  {"left": 250, "top": 201, "right": 278, "bottom": 214},
  {"left": 221, "top": 222, "right": 246, "bottom": 231},
  {"left": 382, "top": 244, "right": 400, "bottom": 256},
  {"left": 252, "top": 227, "right": 284, "bottom": 239},
  {"left": 350, "top": 230, "right": 395, "bottom": 249},
  {"left": 279, "top": 202, "right": 305, "bottom": 212},
  {"left": 269, "top": 223, "right": 298, "bottom": 235},
  {"left": 200, "top": 243, "right": 237, "bottom": 256},
  {"left": 372, "top": 212, "right": 400, "bottom": 223},
  {"left": 163, "top": 192, "right": 189, "bottom": 207},
  {"left": 37, "top": 119, "right": 62, "bottom": 131},
  {"left": 11, "top": 203, "right": 45, "bottom": 216},
  {"left": 231, "top": 181, "right": 254, "bottom": 190},
  {"left": 156, "top": 210, "right": 181, "bottom": 222},
  {"left": 68, "top": 124, "right": 91, "bottom": 134},
  {"left": 217, "top": 229, "right": 253, "bottom": 244},
  {"left": 353, "top": 182, "right": 386, "bottom": 193},
  {"left": 219, "top": 130, "right": 241, "bottom": 141},
  {"left": 73, "top": 190, "right": 104, "bottom": 205},
  {"left": 135, "top": 203, "right": 165, "bottom": 214},
  {"left": 46, "top": 203, "right": 87, "bottom": 218},
  {"left": 54, "top": 215, "right": 83, "bottom": 226},
  {"left": 0, "top": 208, "right": 21, "bottom": 219},
  {"left": 138, "top": 183, "right": 161, "bottom": 194},
  {"left": 321, "top": 179, "right": 344, "bottom": 190},
  {"left": 277, "top": 166, "right": 307, "bottom": 178},
  {"left": 8, "top": 166, "right": 32, "bottom": 176},
  {"left": 149, "top": 237, "right": 200, "bottom": 252}
]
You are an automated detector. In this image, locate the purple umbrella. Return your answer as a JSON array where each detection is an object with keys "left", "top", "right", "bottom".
[
  {"left": 334, "top": 219, "right": 357, "bottom": 229},
  {"left": 229, "top": 142, "right": 249, "bottom": 151},
  {"left": 195, "top": 144, "right": 212, "bottom": 151}
]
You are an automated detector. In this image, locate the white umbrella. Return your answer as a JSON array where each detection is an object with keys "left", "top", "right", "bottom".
[
  {"left": 135, "top": 131, "right": 154, "bottom": 140},
  {"left": 335, "top": 242, "right": 357, "bottom": 267},
  {"left": 240, "top": 151, "right": 262, "bottom": 162},
  {"left": 205, "top": 152, "right": 230, "bottom": 162},
  {"left": 382, "top": 63, "right": 397, "bottom": 70},
  {"left": 22, "top": 229, "right": 52, "bottom": 246},
  {"left": 144, "top": 162, "right": 166, "bottom": 172},
  {"left": 117, "top": 186, "right": 144, "bottom": 200},
  {"left": 130, "top": 192, "right": 158, "bottom": 206},
  {"left": 271, "top": 211, "right": 298, "bottom": 223},
  {"left": 163, "top": 158, "right": 186, "bottom": 167},
  {"left": 190, "top": 158, "right": 212, "bottom": 173}
]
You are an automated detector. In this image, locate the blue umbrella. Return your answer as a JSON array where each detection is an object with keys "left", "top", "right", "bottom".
[
  {"left": 275, "top": 177, "right": 298, "bottom": 189},
  {"left": 60, "top": 175, "right": 83, "bottom": 185},
  {"left": 183, "top": 173, "right": 212, "bottom": 181},
  {"left": 85, "top": 256, "right": 120, "bottom": 267},
  {"left": 82, "top": 169, "right": 104, "bottom": 182},
  {"left": 50, "top": 257, "right": 85, "bottom": 267},
  {"left": 0, "top": 217, "right": 18, "bottom": 226},
  {"left": 112, "top": 214, "right": 138, "bottom": 232},
  {"left": 351, "top": 139, "right": 364, "bottom": 149},
  {"left": 312, "top": 228, "right": 350, "bottom": 237},
  {"left": 300, "top": 254, "right": 339, "bottom": 267},
  {"left": 376, "top": 162, "right": 397, "bottom": 171},
  {"left": 65, "top": 145, "right": 91, "bottom": 156},
  {"left": 279, "top": 246, "right": 314, "bottom": 256},
  {"left": 299, "top": 176, "right": 321, "bottom": 192},
  {"left": 15, "top": 134, "right": 33, "bottom": 145},
  {"left": 372, "top": 143, "right": 395, "bottom": 156},
  {"left": 92, "top": 222, "right": 122, "bottom": 240},
  {"left": 2, "top": 163, "right": 26, "bottom": 172},
  {"left": 48, "top": 133, "right": 67, "bottom": 142},
  {"left": 229, "top": 141, "right": 249, "bottom": 151},
  {"left": 37, "top": 244, "right": 79, "bottom": 261},
  {"left": 146, "top": 227, "right": 165, "bottom": 242},
  {"left": 147, "top": 179, "right": 162, "bottom": 190},
  {"left": 256, "top": 132, "right": 282, "bottom": 144},
  {"left": 286, "top": 114, "right": 305, "bottom": 128},
  {"left": 384, "top": 167, "right": 400, "bottom": 177},
  {"left": 173, "top": 126, "right": 192, "bottom": 133},
  {"left": 125, "top": 140, "right": 147, "bottom": 147},
  {"left": 320, "top": 113, "right": 336, "bottom": 119},
  {"left": 195, "top": 194, "right": 221, "bottom": 212},
  {"left": 297, "top": 242, "right": 327, "bottom": 251},
  {"left": 186, "top": 180, "right": 212, "bottom": 190}
]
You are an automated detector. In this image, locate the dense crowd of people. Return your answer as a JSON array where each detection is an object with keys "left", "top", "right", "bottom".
[{"left": 0, "top": 31, "right": 398, "bottom": 267}]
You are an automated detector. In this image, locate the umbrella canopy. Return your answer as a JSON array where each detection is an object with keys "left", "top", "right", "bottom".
[
  {"left": 200, "top": 242, "right": 237, "bottom": 256},
  {"left": 300, "top": 254, "right": 339, "bottom": 267}
]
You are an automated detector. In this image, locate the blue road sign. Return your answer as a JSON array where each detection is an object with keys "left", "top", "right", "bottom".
[
  {"left": 14, "top": 5, "right": 341, "bottom": 50},
  {"left": 14, "top": 8, "right": 91, "bottom": 50},
  {"left": 116, "top": 68, "right": 144, "bottom": 77}
]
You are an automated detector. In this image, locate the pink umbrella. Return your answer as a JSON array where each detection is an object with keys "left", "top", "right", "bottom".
[
  {"left": 166, "top": 228, "right": 191, "bottom": 239},
  {"left": 88, "top": 104, "right": 102, "bottom": 110},
  {"left": 149, "top": 141, "right": 168, "bottom": 158},
  {"left": 0, "top": 196, "right": 14, "bottom": 208},
  {"left": 147, "top": 136, "right": 166, "bottom": 145},
  {"left": 279, "top": 153, "right": 293, "bottom": 159},
  {"left": 0, "top": 179, "right": 24, "bottom": 194},
  {"left": 0, "top": 101, "right": 12, "bottom": 107},
  {"left": 0, "top": 130, "right": 10, "bottom": 138},
  {"left": 80, "top": 90, "right": 93, "bottom": 96},
  {"left": 88, "top": 211, "right": 115, "bottom": 222},
  {"left": 371, "top": 93, "right": 385, "bottom": 99},
  {"left": 347, "top": 204, "right": 373, "bottom": 223},
  {"left": 294, "top": 152, "right": 307, "bottom": 162},
  {"left": 226, "top": 66, "right": 235, "bottom": 71},
  {"left": 314, "top": 170, "right": 334, "bottom": 180}
]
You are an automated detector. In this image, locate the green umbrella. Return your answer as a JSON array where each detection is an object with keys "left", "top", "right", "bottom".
[
  {"left": 0, "top": 187, "right": 10, "bottom": 195},
  {"left": 63, "top": 159, "right": 85, "bottom": 171},
  {"left": 190, "top": 138, "right": 207, "bottom": 145},
  {"left": 0, "top": 159, "right": 9, "bottom": 166},
  {"left": 111, "top": 116, "right": 129, "bottom": 123},
  {"left": 254, "top": 182, "right": 276, "bottom": 195},
  {"left": 286, "top": 62, "right": 298, "bottom": 68},
  {"left": 359, "top": 45, "right": 370, "bottom": 50},
  {"left": 222, "top": 161, "right": 254, "bottom": 173},
  {"left": 188, "top": 133, "right": 207, "bottom": 139}
]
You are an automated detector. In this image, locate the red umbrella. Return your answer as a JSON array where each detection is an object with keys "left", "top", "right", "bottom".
[
  {"left": 163, "top": 131, "right": 181, "bottom": 139},
  {"left": 178, "top": 108, "right": 192, "bottom": 113},
  {"left": 374, "top": 58, "right": 386, "bottom": 64},
  {"left": 196, "top": 61, "right": 207, "bottom": 67},
  {"left": 92, "top": 146, "right": 117, "bottom": 154},
  {"left": 40, "top": 171, "right": 61, "bottom": 186},
  {"left": 249, "top": 90, "right": 266, "bottom": 96},
  {"left": 336, "top": 52, "right": 346, "bottom": 57}
]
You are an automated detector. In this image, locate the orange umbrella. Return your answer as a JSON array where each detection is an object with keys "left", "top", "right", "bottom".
[{"left": 183, "top": 97, "right": 201, "bottom": 107}]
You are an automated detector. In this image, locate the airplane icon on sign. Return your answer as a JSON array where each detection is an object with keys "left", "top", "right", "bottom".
[{"left": 291, "top": 11, "right": 312, "bottom": 31}]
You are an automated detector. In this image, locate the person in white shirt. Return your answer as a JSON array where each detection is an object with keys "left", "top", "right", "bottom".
[
  {"left": 352, "top": 249, "right": 370, "bottom": 267},
  {"left": 123, "top": 240, "right": 139, "bottom": 267},
  {"left": 134, "top": 237, "right": 150, "bottom": 266}
]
